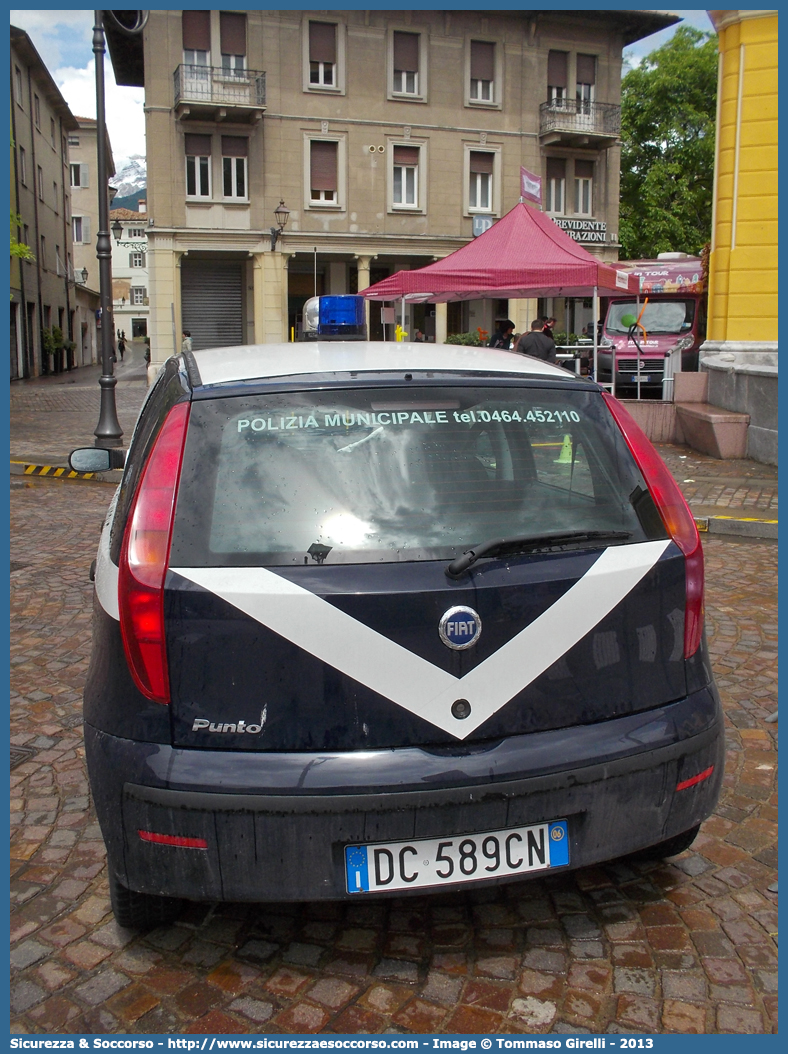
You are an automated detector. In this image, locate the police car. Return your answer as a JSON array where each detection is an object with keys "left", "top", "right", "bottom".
[{"left": 71, "top": 341, "right": 723, "bottom": 927}]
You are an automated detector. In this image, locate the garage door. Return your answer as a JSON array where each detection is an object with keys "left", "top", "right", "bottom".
[{"left": 181, "top": 260, "right": 244, "bottom": 350}]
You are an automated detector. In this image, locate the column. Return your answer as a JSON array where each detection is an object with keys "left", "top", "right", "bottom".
[
  {"left": 435, "top": 302, "right": 447, "bottom": 344},
  {"left": 355, "top": 254, "right": 373, "bottom": 337},
  {"left": 252, "top": 252, "right": 265, "bottom": 344}
]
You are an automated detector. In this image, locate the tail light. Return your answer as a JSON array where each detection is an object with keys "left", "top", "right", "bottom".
[
  {"left": 602, "top": 393, "right": 704, "bottom": 658},
  {"left": 119, "top": 402, "right": 190, "bottom": 702}
]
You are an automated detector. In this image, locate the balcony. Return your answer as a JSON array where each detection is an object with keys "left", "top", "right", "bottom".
[
  {"left": 539, "top": 100, "right": 621, "bottom": 148},
  {"left": 174, "top": 65, "right": 266, "bottom": 122}
]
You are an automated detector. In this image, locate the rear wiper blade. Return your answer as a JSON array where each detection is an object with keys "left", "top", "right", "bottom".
[{"left": 445, "top": 530, "right": 632, "bottom": 579}]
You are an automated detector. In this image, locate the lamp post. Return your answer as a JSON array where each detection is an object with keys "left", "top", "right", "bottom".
[
  {"left": 92, "top": 9, "right": 123, "bottom": 448},
  {"left": 269, "top": 200, "right": 290, "bottom": 250}
]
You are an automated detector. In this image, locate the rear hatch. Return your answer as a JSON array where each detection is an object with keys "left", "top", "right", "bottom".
[{"left": 166, "top": 378, "right": 687, "bottom": 750}]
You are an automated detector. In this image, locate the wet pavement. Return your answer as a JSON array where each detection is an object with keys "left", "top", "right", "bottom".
[{"left": 9, "top": 358, "right": 778, "bottom": 1036}]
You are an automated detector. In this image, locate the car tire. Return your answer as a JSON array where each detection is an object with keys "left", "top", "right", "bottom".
[
  {"left": 635, "top": 824, "right": 701, "bottom": 861},
  {"left": 108, "top": 870, "right": 184, "bottom": 929}
]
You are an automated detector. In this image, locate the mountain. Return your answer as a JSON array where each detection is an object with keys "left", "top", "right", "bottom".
[{"left": 110, "top": 155, "right": 147, "bottom": 202}]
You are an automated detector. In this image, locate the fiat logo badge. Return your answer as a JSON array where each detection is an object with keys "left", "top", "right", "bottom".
[{"left": 439, "top": 606, "right": 482, "bottom": 650}]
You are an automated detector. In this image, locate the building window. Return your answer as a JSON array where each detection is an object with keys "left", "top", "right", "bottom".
[
  {"left": 574, "top": 159, "right": 594, "bottom": 215},
  {"left": 392, "top": 144, "right": 420, "bottom": 208},
  {"left": 309, "top": 139, "right": 338, "bottom": 203},
  {"left": 547, "top": 51, "right": 568, "bottom": 106},
  {"left": 392, "top": 32, "right": 420, "bottom": 95},
  {"left": 130, "top": 252, "right": 146, "bottom": 268},
  {"left": 127, "top": 228, "right": 145, "bottom": 238},
  {"left": 50, "top": 117, "right": 56, "bottom": 146},
  {"left": 576, "top": 54, "right": 596, "bottom": 115},
  {"left": 53, "top": 181, "right": 59, "bottom": 212},
  {"left": 545, "top": 158, "right": 566, "bottom": 214},
  {"left": 182, "top": 9, "right": 211, "bottom": 76},
  {"left": 34, "top": 94, "right": 41, "bottom": 127},
  {"left": 469, "top": 41, "right": 495, "bottom": 103},
  {"left": 469, "top": 151, "right": 494, "bottom": 211},
  {"left": 185, "top": 133, "right": 212, "bottom": 198},
  {"left": 308, "top": 21, "right": 337, "bottom": 88},
  {"left": 72, "top": 216, "right": 90, "bottom": 243},
  {"left": 14, "top": 66, "right": 23, "bottom": 105},
  {"left": 37, "top": 166, "right": 44, "bottom": 200},
  {"left": 19, "top": 146, "right": 26, "bottom": 185},
  {"left": 70, "top": 163, "right": 88, "bottom": 188},
  {"left": 220, "top": 11, "right": 246, "bottom": 75},
  {"left": 40, "top": 236, "right": 46, "bottom": 267},
  {"left": 222, "top": 136, "right": 248, "bottom": 199},
  {"left": 68, "top": 134, "right": 79, "bottom": 147},
  {"left": 131, "top": 287, "right": 147, "bottom": 305}
]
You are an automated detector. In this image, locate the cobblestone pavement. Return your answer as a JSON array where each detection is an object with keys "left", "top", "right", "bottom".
[
  {"left": 654, "top": 444, "right": 777, "bottom": 521},
  {"left": 10, "top": 475, "right": 777, "bottom": 1036}
]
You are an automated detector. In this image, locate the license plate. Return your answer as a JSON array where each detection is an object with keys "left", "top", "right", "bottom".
[
  {"left": 631, "top": 375, "right": 651, "bottom": 383},
  {"left": 344, "top": 819, "right": 568, "bottom": 894}
]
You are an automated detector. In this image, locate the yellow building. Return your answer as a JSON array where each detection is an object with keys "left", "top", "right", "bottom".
[{"left": 702, "top": 10, "right": 777, "bottom": 463}]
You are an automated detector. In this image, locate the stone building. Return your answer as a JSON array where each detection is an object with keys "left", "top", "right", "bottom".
[
  {"left": 105, "top": 8, "right": 675, "bottom": 363},
  {"left": 10, "top": 26, "right": 92, "bottom": 378},
  {"left": 110, "top": 204, "right": 150, "bottom": 339},
  {"left": 68, "top": 116, "right": 116, "bottom": 294}
]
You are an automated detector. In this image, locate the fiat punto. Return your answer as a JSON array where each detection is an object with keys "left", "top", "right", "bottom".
[{"left": 71, "top": 342, "right": 723, "bottom": 928}]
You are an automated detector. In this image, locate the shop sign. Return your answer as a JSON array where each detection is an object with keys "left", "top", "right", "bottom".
[{"left": 553, "top": 218, "right": 607, "bottom": 243}]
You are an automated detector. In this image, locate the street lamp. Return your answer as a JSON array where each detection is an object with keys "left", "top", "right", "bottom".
[
  {"left": 80, "top": 268, "right": 89, "bottom": 285},
  {"left": 269, "top": 200, "right": 290, "bottom": 251},
  {"left": 111, "top": 218, "right": 147, "bottom": 252},
  {"left": 91, "top": 9, "right": 148, "bottom": 448},
  {"left": 92, "top": 9, "right": 123, "bottom": 448}
]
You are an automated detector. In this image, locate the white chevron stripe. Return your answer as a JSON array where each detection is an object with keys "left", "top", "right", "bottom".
[{"left": 172, "top": 539, "right": 670, "bottom": 740}]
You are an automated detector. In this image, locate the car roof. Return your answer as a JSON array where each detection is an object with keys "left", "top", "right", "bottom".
[{"left": 190, "top": 341, "right": 575, "bottom": 388}]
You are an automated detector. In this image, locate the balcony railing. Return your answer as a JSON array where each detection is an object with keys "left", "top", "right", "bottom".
[
  {"left": 539, "top": 99, "right": 621, "bottom": 139},
  {"left": 174, "top": 64, "right": 266, "bottom": 110}
]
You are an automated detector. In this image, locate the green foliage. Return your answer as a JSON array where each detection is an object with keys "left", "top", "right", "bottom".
[
  {"left": 445, "top": 331, "right": 484, "bottom": 346},
  {"left": 52, "top": 326, "right": 64, "bottom": 349},
  {"left": 619, "top": 26, "right": 718, "bottom": 259},
  {"left": 10, "top": 211, "right": 34, "bottom": 261},
  {"left": 41, "top": 327, "right": 56, "bottom": 359}
]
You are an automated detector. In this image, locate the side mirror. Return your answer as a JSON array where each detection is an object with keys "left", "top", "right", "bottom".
[{"left": 69, "top": 448, "right": 127, "bottom": 472}]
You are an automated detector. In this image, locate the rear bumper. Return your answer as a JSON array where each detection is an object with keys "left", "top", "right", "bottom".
[{"left": 85, "top": 686, "right": 724, "bottom": 902}]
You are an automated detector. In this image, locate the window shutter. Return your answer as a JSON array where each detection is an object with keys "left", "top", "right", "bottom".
[
  {"left": 470, "top": 41, "right": 495, "bottom": 81},
  {"left": 575, "top": 160, "right": 594, "bottom": 180},
  {"left": 309, "top": 22, "right": 337, "bottom": 64},
  {"left": 141, "top": 287, "right": 147, "bottom": 300},
  {"left": 310, "top": 140, "right": 338, "bottom": 191},
  {"left": 129, "top": 252, "right": 134, "bottom": 268},
  {"left": 393, "top": 145, "right": 420, "bottom": 166},
  {"left": 220, "top": 12, "right": 246, "bottom": 56},
  {"left": 576, "top": 54, "right": 596, "bottom": 85},
  {"left": 546, "top": 157, "right": 566, "bottom": 181},
  {"left": 141, "top": 253, "right": 146, "bottom": 269},
  {"left": 82, "top": 216, "right": 90, "bottom": 243},
  {"left": 469, "top": 151, "right": 494, "bottom": 175},
  {"left": 185, "top": 133, "right": 212, "bottom": 156},
  {"left": 182, "top": 10, "right": 211, "bottom": 51},
  {"left": 80, "top": 163, "right": 89, "bottom": 188},
  {"left": 393, "top": 32, "right": 419, "bottom": 73},
  {"left": 547, "top": 50, "right": 568, "bottom": 87},
  {"left": 221, "top": 136, "right": 248, "bottom": 157}
]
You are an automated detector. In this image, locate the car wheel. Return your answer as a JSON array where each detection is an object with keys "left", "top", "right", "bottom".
[
  {"left": 635, "top": 824, "right": 701, "bottom": 861},
  {"left": 108, "top": 870, "right": 184, "bottom": 929}
]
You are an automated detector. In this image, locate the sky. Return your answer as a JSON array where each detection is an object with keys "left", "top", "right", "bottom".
[{"left": 10, "top": 7, "right": 716, "bottom": 173}]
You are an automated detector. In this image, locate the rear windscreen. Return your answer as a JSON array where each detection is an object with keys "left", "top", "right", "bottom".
[{"left": 171, "top": 385, "right": 664, "bottom": 566}]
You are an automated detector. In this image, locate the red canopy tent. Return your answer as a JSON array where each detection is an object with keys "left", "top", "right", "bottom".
[{"left": 362, "top": 202, "right": 640, "bottom": 301}]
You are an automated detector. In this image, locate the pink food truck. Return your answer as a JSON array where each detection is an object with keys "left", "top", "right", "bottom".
[{"left": 598, "top": 254, "right": 707, "bottom": 396}]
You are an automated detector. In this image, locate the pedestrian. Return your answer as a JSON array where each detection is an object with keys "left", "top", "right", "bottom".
[
  {"left": 117, "top": 327, "right": 122, "bottom": 341},
  {"left": 542, "top": 316, "right": 557, "bottom": 340},
  {"left": 144, "top": 344, "right": 151, "bottom": 365},
  {"left": 488, "top": 319, "right": 515, "bottom": 349},
  {"left": 117, "top": 336, "right": 126, "bottom": 362},
  {"left": 181, "top": 330, "right": 192, "bottom": 353},
  {"left": 514, "top": 319, "right": 557, "bottom": 363}
]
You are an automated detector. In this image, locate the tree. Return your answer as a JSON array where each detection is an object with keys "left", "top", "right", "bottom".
[{"left": 619, "top": 26, "right": 718, "bottom": 259}]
